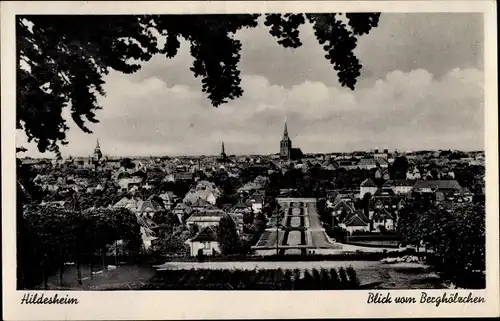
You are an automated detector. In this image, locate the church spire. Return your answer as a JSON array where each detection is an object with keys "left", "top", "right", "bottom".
[
  {"left": 219, "top": 141, "right": 227, "bottom": 162},
  {"left": 93, "top": 138, "right": 102, "bottom": 161},
  {"left": 283, "top": 117, "right": 288, "bottom": 137},
  {"left": 280, "top": 117, "right": 292, "bottom": 160}
]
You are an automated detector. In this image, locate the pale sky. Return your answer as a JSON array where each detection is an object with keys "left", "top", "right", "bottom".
[{"left": 17, "top": 13, "right": 484, "bottom": 157}]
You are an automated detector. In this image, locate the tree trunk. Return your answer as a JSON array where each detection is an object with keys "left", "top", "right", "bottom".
[
  {"left": 89, "top": 256, "right": 93, "bottom": 280},
  {"left": 42, "top": 266, "right": 48, "bottom": 290},
  {"left": 101, "top": 248, "right": 107, "bottom": 271},
  {"left": 115, "top": 241, "right": 118, "bottom": 266},
  {"left": 59, "top": 265, "right": 64, "bottom": 287},
  {"left": 76, "top": 259, "right": 82, "bottom": 285},
  {"left": 41, "top": 268, "right": 46, "bottom": 290}
]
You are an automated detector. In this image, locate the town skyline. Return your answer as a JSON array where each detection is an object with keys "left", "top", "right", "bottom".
[
  {"left": 16, "top": 13, "right": 484, "bottom": 157},
  {"left": 20, "top": 135, "right": 485, "bottom": 160}
]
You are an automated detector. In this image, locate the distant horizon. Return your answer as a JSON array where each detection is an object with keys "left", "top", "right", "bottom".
[{"left": 18, "top": 147, "right": 485, "bottom": 160}]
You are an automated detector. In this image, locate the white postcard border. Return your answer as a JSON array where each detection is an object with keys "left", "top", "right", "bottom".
[{"left": 2, "top": 1, "right": 498, "bottom": 320}]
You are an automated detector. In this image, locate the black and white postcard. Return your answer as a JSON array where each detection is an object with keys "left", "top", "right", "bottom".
[{"left": 2, "top": 1, "right": 499, "bottom": 320}]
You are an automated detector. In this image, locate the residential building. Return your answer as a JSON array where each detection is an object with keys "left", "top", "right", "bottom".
[
  {"left": 374, "top": 168, "right": 390, "bottom": 180},
  {"left": 172, "top": 203, "right": 193, "bottom": 223},
  {"left": 371, "top": 208, "right": 395, "bottom": 232},
  {"left": 136, "top": 197, "right": 164, "bottom": 218},
  {"left": 406, "top": 167, "right": 421, "bottom": 180},
  {"left": 117, "top": 177, "right": 143, "bottom": 192},
  {"left": 382, "top": 179, "right": 415, "bottom": 195},
  {"left": 377, "top": 158, "right": 389, "bottom": 169},
  {"left": 185, "top": 209, "right": 225, "bottom": 228},
  {"left": 159, "top": 191, "right": 178, "bottom": 210},
  {"left": 357, "top": 158, "right": 378, "bottom": 170},
  {"left": 185, "top": 226, "right": 220, "bottom": 256},
  {"left": 247, "top": 192, "right": 265, "bottom": 213},
  {"left": 360, "top": 178, "right": 378, "bottom": 198},
  {"left": 373, "top": 149, "right": 388, "bottom": 161},
  {"left": 340, "top": 210, "right": 370, "bottom": 234},
  {"left": 413, "top": 180, "right": 462, "bottom": 194},
  {"left": 183, "top": 181, "right": 221, "bottom": 205}
]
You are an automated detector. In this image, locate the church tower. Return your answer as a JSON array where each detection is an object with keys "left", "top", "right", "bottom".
[
  {"left": 218, "top": 141, "right": 228, "bottom": 163},
  {"left": 280, "top": 119, "right": 292, "bottom": 160},
  {"left": 220, "top": 141, "right": 226, "bottom": 158},
  {"left": 93, "top": 139, "right": 102, "bottom": 161}
]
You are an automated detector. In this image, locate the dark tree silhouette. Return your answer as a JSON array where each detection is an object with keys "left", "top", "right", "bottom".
[
  {"left": 217, "top": 215, "right": 240, "bottom": 255},
  {"left": 120, "top": 158, "right": 135, "bottom": 169},
  {"left": 17, "top": 13, "right": 380, "bottom": 154},
  {"left": 390, "top": 156, "right": 409, "bottom": 179}
]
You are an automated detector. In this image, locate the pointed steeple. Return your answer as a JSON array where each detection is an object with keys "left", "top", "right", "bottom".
[
  {"left": 93, "top": 138, "right": 102, "bottom": 161},
  {"left": 221, "top": 141, "right": 225, "bottom": 155},
  {"left": 280, "top": 117, "right": 292, "bottom": 160},
  {"left": 283, "top": 117, "right": 289, "bottom": 138}
]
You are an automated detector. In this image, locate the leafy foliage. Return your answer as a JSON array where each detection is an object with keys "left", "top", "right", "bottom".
[
  {"left": 390, "top": 156, "right": 409, "bottom": 179},
  {"left": 397, "top": 202, "right": 485, "bottom": 288},
  {"left": 17, "top": 13, "right": 380, "bottom": 154},
  {"left": 217, "top": 215, "right": 241, "bottom": 255},
  {"left": 18, "top": 205, "right": 143, "bottom": 289}
]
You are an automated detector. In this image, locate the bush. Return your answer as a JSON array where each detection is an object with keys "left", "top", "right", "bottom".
[{"left": 147, "top": 267, "right": 362, "bottom": 290}]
